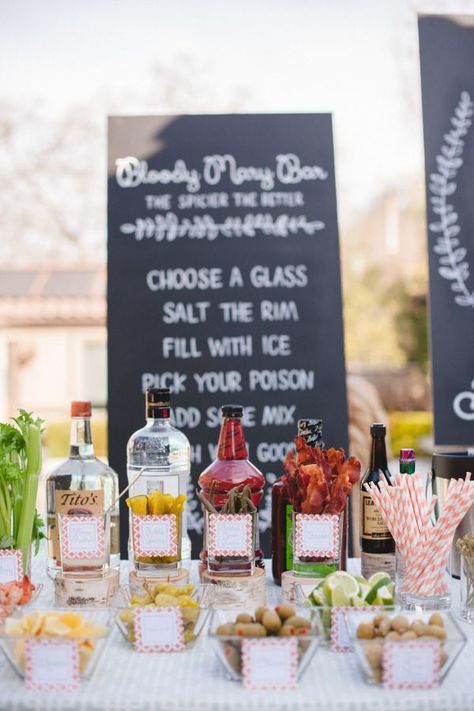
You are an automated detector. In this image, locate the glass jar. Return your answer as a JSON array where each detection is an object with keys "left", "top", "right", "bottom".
[
  {"left": 459, "top": 552, "right": 474, "bottom": 623},
  {"left": 292, "top": 511, "right": 343, "bottom": 577},
  {"left": 206, "top": 511, "right": 257, "bottom": 575},
  {"left": 395, "top": 551, "right": 451, "bottom": 611}
]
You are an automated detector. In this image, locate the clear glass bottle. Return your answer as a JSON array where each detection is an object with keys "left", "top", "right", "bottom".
[
  {"left": 127, "top": 388, "right": 191, "bottom": 560},
  {"left": 360, "top": 423, "right": 395, "bottom": 579},
  {"left": 46, "top": 401, "right": 120, "bottom": 579}
]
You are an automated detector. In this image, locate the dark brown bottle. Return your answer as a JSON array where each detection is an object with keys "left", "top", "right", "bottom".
[{"left": 360, "top": 423, "right": 395, "bottom": 579}]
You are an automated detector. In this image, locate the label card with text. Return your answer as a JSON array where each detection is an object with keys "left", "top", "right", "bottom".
[
  {"left": 0, "top": 549, "right": 22, "bottom": 583},
  {"left": 383, "top": 641, "right": 440, "bottom": 689},
  {"left": 132, "top": 514, "right": 178, "bottom": 557},
  {"left": 208, "top": 513, "right": 253, "bottom": 558},
  {"left": 242, "top": 637, "right": 298, "bottom": 690},
  {"left": 294, "top": 514, "right": 339, "bottom": 558},
  {"left": 132, "top": 606, "right": 185, "bottom": 652},
  {"left": 24, "top": 639, "right": 80, "bottom": 691},
  {"left": 60, "top": 515, "right": 105, "bottom": 560}
]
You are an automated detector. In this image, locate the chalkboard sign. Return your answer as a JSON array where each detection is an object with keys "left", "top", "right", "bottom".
[
  {"left": 419, "top": 17, "right": 474, "bottom": 445},
  {"left": 107, "top": 114, "right": 348, "bottom": 556}
]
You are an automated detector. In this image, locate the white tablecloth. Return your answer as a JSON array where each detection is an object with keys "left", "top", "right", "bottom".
[{"left": 1, "top": 556, "right": 473, "bottom": 711}]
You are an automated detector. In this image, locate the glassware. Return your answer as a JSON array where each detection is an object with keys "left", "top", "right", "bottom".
[
  {"left": 345, "top": 609, "right": 466, "bottom": 685},
  {"left": 272, "top": 419, "right": 324, "bottom": 585},
  {"left": 395, "top": 552, "right": 451, "bottom": 611},
  {"left": 130, "top": 510, "right": 182, "bottom": 577},
  {"left": 360, "top": 423, "right": 395, "bottom": 580},
  {"left": 46, "top": 401, "right": 120, "bottom": 579},
  {"left": 127, "top": 388, "right": 191, "bottom": 560},
  {"left": 292, "top": 511, "right": 344, "bottom": 577},
  {"left": 198, "top": 405, "right": 265, "bottom": 566},
  {"left": 58, "top": 512, "right": 111, "bottom": 577},
  {"left": 0, "top": 608, "right": 115, "bottom": 681},
  {"left": 206, "top": 511, "right": 257, "bottom": 575},
  {"left": 459, "top": 551, "right": 474, "bottom": 623},
  {"left": 209, "top": 606, "right": 321, "bottom": 682}
]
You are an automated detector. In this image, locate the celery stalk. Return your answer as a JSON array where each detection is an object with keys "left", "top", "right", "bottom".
[{"left": 15, "top": 421, "right": 42, "bottom": 573}]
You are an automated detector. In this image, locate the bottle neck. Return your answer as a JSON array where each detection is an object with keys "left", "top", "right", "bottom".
[
  {"left": 217, "top": 416, "right": 248, "bottom": 460},
  {"left": 69, "top": 417, "right": 94, "bottom": 458},
  {"left": 370, "top": 435, "right": 388, "bottom": 470}
]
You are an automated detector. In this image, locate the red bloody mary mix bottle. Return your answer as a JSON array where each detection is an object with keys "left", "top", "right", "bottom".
[{"left": 198, "top": 404, "right": 265, "bottom": 566}]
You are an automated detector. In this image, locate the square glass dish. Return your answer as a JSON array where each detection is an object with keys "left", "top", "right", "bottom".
[
  {"left": 0, "top": 608, "right": 114, "bottom": 680},
  {"left": 209, "top": 606, "right": 321, "bottom": 681},
  {"left": 344, "top": 609, "right": 467, "bottom": 684},
  {"left": 116, "top": 583, "right": 211, "bottom": 649}
]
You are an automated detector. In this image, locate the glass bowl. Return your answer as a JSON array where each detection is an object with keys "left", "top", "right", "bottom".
[
  {"left": 344, "top": 609, "right": 467, "bottom": 685},
  {"left": 0, "top": 583, "right": 44, "bottom": 623},
  {"left": 116, "top": 584, "right": 211, "bottom": 649},
  {"left": 0, "top": 607, "right": 114, "bottom": 680},
  {"left": 209, "top": 606, "right": 321, "bottom": 682}
]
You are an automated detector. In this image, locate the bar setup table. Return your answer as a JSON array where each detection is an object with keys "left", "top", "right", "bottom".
[{"left": 1, "top": 555, "right": 473, "bottom": 711}]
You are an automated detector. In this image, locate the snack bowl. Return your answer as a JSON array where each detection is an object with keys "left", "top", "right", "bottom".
[
  {"left": 0, "top": 607, "right": 114, "bottom": 680},
  {"left": 116, "top": 583, "right": 211, "bottom": 649},
  {"left": 345, "top": 609, "right": 467, "bottom": 685},
  {"left": 209, "top": 605, "right": 321, "bottom": 682}
]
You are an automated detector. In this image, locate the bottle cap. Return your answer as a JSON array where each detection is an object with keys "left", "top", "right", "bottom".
[
  {"left": 146, "top": 388, "right": 171, "bottom": 407},
  {"left": 400, "top": 448, "right": 415, "bottom": 460},
  {"left": 221, "top": 404, "right": 243, "bottom": 417},
  {"left": 370, "top": 423, "right": 386, "bottom": 436},
  {"left": 71, "top": 401, "right": 92, "bottom": 417},
  {"left": 297, "top": 419, "right": 324, "bottom": 447}
]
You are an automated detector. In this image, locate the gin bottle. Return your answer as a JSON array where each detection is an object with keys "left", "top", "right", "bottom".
[
  {"left": 46, "top": 401, "right": 120, "bottom": 578},
  {"left": 127, "top": 388, "right": 191, "bottom": 560}
]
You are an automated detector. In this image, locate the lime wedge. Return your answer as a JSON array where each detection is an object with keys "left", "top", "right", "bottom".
[
  {"left": 323, "top": 572, "right": 359, "bottom": 606},
  {"left": 349, "top": 593, "right": 366, "bottom": 607},
  {"left": 359, "top": 583, "right": 370, "bottom": 600},
  {"left": 376, "top": 585, "right": 394, "bottom": 606},
  {"left": 310, "top": 588, "right": 327, "bottom": 606},
  {"left": 368, "top": 572, "right": 391, "bottom": 586},
  {"left": 365, "top": 575, "right": 392, "bottom": 604},
  {"left": 355, "top": 575, "right": 369, "bottom": 586},
  {"left": 331, "top": 583, "right": 351, "bottom": 607}
]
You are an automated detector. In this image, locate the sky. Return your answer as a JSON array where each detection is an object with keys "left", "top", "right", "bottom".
[{"left": 1, "top": 0, "right": 474, "bottom": 236}]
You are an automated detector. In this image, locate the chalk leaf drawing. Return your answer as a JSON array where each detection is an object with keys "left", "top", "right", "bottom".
[{"left": 429, "top": 90, "right": 474, "bottom": 307}]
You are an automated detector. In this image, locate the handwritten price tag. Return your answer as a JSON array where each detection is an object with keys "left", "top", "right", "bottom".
[
  {"left": 294, "top": 514, "right": 339, "bottom": 558},
  {"left": 132, "top": 607, "right": 185, "bottom": 652},
  {"left": 208, "top": 514, "right": 253, "bottom": 558},
  {"left": 60, "top": 516, "right": 105, "bottom": 560},
  {"left": 0, "top": 550, "right": 22, "bottom": 583},
  {"left": 132, "top": 515, "right": 177, "bottom": 557},
  {"left": 24, "top": 639, "right": 80, "bottom": 691},
  {"left": 241, "top": 638, "right": 298, "bottom": 690},
  {"left": 383, "top": 640, "right": 440, "bottom": 689}
]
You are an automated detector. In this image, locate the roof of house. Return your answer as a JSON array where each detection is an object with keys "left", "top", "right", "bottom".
[{"left": 0, "top": 265, "right": 106, "bottom": 327}]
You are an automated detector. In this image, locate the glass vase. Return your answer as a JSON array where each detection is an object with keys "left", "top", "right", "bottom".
[{"left": 292, "top": 511, "right": 343, "bottom": 578}]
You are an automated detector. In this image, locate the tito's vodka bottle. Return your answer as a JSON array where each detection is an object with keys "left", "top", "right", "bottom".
[
  {"left": 127, "top": 388, "right": 191, "bottom": 560},
  {"left": 46, "top": 401, "right": 120, "bottom": 578},
  {"left": 360, "top": 423, "right": 395, "bottom": 579}
]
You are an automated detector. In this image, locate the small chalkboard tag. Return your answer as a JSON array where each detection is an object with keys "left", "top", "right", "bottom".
[
  {"left": 242, "top": 637, "right": 298, "bottom": 690},
  {"left": 331, "top": 608, "right": 368, "bottom": 653},
  {"left": 0, "top": 549, "right": 22, "bottom": 583},
  {"left": 294, "top": 514, "right": 339, "bottom": 558},
  {"left": 383, "top": 640, "right": 440, "bottom": 689},
  {"left": 60, "top": 516, "right": 105, "bottom": 560},
  {"left": 24, "top": 639, "right": 80, "bottom": 691},
  {"left": 208, "top": 514, "right": 253, "bottom": 558},
  {"left": 132, "top": 607, "right": 185, "bottom": 652},
  {"left": 132, "top": 515, "right": 177, "bottom": 558}
]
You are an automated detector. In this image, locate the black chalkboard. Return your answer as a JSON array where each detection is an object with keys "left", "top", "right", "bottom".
[
  {"left": 107, "top": 114, "right": 348, "bottom": 556},
  {"left": 419, "top": 17, "right": 474, "bottom": 445}
]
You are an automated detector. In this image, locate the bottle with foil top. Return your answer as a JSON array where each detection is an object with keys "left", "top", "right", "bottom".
[
  {"left": 127, "top": 388, "right": 191, "bottom": 560},
  {"left": 272, "top": 418, "right": 324, "bottom": 584},
  {"left": 399, "top": 448, "right": 416, "bottom": 475},
  {"left": 45, "top": 401, "right": 120, "bottom": 578},
  {"left": 198, "top": 404, "right": 265, "bottom": 566},
  {"left": 360, "top": 423, "right": 395, "bottom": 579}
]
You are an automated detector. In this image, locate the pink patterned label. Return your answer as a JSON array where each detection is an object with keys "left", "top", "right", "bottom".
[
  {"left": 24, "top": 639, "right": 80, "bottom": 691},
  {"left": 294, "top": 514, "right": 339, "bottom": 558},
  {"left": 0, "top": 549, "right": 22, "bottom": 583},
  {"left": 132, "top": 515, "right": 177, "bottom": 558},
  {"left": 208, "top": 514, "right": 253, "bottom": 558},
  {"left": 331, "top": 607, "right": 369, "bottom": 652},
  {"left": 132, "top": 606, "right": 185, "bottom": 652},
  {"left": 383, "top": 640, "right": 440, "bottom": 689},
  {"left": 242, "top": 637, "right": 298, "bottom": 690},
  {"left": 60, "top": 515, "right": 105, "bottom": 560}
]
